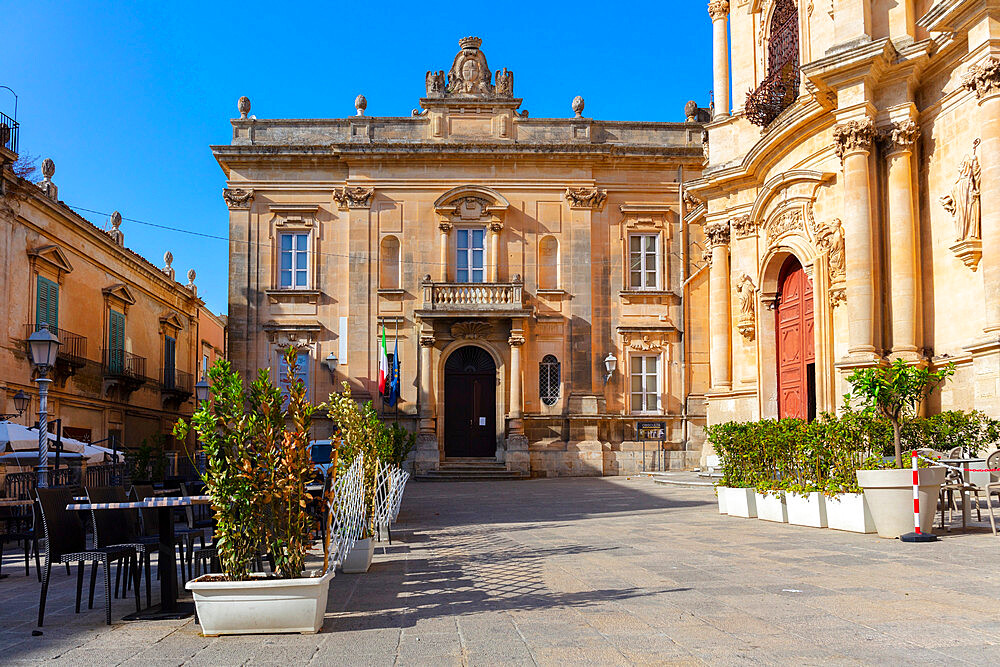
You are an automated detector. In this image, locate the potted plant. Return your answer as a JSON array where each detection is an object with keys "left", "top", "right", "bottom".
[
  {"left": 327, "top": 383, "right": 385, "bottom": 573},
  {"left": 819, "top": 410, "right": 880, "bottom": 533},
  {"left": 708, "top": 422, "right": 757, "bottom": 518},
  {"left": 174, "top": 350, "right": 333, "bottom": 636},
  {"left": 755, "top": 481, "right": 788, "bottom": 523},
  {"left": 848, "top": 359, "right": 954, "bottom": 538}
]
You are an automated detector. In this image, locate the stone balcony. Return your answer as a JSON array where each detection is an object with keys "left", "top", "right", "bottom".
[{"left": 417, "top": 279, "right": 531, "bottom": 318}]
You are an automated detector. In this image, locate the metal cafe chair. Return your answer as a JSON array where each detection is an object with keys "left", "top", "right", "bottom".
[
  {"left": 85, "top": 486, "right": 150, "bottom": 607},
  {"left": 35, "top": 488, "right": 137, "bottom": 626},
  {"left": 129, "top": 484, "right": 192, "bottom": 588},
  {"left": 983, "top": 450, "right": 1000, "bottom": 536}
]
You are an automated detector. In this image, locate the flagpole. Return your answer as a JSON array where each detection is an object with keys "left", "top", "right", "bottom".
[{"left": 394, "top": 320, "right": 399, "bottom": 425}]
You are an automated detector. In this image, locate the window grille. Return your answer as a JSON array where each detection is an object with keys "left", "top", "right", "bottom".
[
  {"left": 745, "top": 0, "right": 800, "bottom": 127},
  {"left": 539, "top": 354, "right": 560, "bottom": 406}
]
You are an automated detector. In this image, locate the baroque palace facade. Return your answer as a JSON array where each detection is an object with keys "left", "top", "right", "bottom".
[
  {"left": 0, "top": 132, "right": 225, "bottom": 452},
  {"left": 215, "top": 37, "right": 709, "bottom": 477},
  {"left": 694, "top": 0, "right": 1000, "bottom": 424}
]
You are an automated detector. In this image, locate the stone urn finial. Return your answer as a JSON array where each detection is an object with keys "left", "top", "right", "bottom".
[
  {"left": 164, "top": 250, "right": 173, "bottom": 267},
  {"left": 572, "top": 96, "right": 585, "bottom": 118},
  {"left": 108, "top": 211, "right": 124, "bottom": 246},
  {"left": 685, "top": 100, "right": 698, "bottom": 122},
  {"left": 41, "top": 158, "right": 55, "bottom": 179},
  {"left": 238, "top": 96, "right": 251, "bottom": 119},
  {"left": 187, "top": 268, "right": 196, "bottom": 284},
  {"left": 355, "top": 94, "right": 367, "bottom": 116},
  {"left": 39, "top": 158, "right": 58, "bottom": 199}
]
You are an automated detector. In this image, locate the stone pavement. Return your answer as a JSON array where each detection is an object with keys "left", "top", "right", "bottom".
[{"left": 4, "top": 477, "right": 1000, "bottom": 665}]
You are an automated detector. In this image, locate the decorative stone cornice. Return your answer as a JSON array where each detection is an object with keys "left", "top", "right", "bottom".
[
  {"left": 878, "top": 120, "right": 920, "bottom": 153},
  {"left": 963, "top": 57, "right": 1000, "bottom": 101},
  {"left": 564, "top": 187, "right": 607, "bottom": 210},
  {"left": 833, "top": 118, "right": 875, "bottom": 160},
  {"left": 223, "top": 187, "right": 254, "bottom": 209},
  {"left": 707, "top": 0, "right": 729, "bottom": 20},
  {"left": 333, "top": 186, "right": 375, "bottom": 210},
  {"left": 704, "top": 221, "right": 731, "bottom": 248},
  {"left": 730, "top": 214, "right": 755, "bottom": 237}
]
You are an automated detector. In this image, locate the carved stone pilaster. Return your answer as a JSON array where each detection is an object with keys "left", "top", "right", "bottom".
[
  {"left": 564, "top": 187, "right": 607, "bottom": 210},
  {"left": 731, "top": 214, "right": 755, "bottom": 238},
  {"left": 704, "top": 220, "right": 731, "bottom": 247},
  {"left": 833, "top": 118, "right": 875, "bottom": 160},
  {"left": 963, "top": 57, "right": 1000, "bottom": 101},
  {"left": 223, "top": 188, "right": 254, "bottom": 209},
  {"left": 707, "top": 0, "right": 729, "bottom": 20},
  {"left": 333, "top": 186, "right": 375, "bottom": 210},
  {"left": 878, "top": 120, "right": 920, "bottom": 154}
]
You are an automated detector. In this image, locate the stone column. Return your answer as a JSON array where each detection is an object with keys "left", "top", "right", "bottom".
[
  {"left": 833, "top": 118, "right": 878, "bottom": 359},
  {"left": 709, "top": 0, "right": 731, "bottom": 119},
  {"left": 438, "top": 222, "right": 451, "bottom": 282},
  {"left": 489, "top": 221, "right": 503, "bottom": 282},
  {"left": 881, "top": 120, "right": 921, "bottom": 359},
  {"left": 964, "top": 58, "right": 1000, "bottom": 332},
  {"left": 508, "top": 327, "right": 525, "bottom": 429},
  {"left": 223, "top": 188, "right": 255, "bottom": 378},
  {"left": 418, "top": 331, "right": 435, "bottom": 431},
  {"left": 706, "top": 221, "right": 731, "bottom": 389}
]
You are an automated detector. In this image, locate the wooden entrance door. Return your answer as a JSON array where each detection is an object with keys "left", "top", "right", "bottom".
[
  {"left": 444, "top": 346, "right": 497, "bottom": 457},
  {"left": 776, "top": 257, "right": 815, "bottom": 420}
]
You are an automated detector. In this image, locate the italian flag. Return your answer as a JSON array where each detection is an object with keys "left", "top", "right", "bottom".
[{"left": 378, "top": 325, "right": 389, "bottom": 395}]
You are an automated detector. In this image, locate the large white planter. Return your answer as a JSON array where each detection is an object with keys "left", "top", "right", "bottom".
[
  {"left": 716, "top": 486, "right": 729, "bottom": 514},
  {"left": 186, "top": 570, "right": 334, "bottom": 636},
  {"left": 723, "top": 487, "right": 757, "bottom": 518},
  {"left": 857, "top": 467, "right": 946, "bottom": 538},
  {"left": 826, "top": 492, "right": 875, "bottom": 533},
  {"left": 786, "top": 492, "right": 827, "bottom": 528},
  {"left": 755, "top": 491, "right": 788, "bottom": 523},
  {"left": 341, "top": 537, "right": 375, "bottom": 573}
]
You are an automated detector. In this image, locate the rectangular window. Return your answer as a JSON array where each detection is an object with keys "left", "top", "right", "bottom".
[
  {"left": 164, "top": 336, "right": 176, "bottom": 389},
  {"left": 36, "top": 276, "right": 59, "bottom": 330},
  {"left": 202, "top": 353, "right": 209, "bottom": 378},
  {"left": 279, "top": 233, "right": 309, "bottom": 289},
  {"left": 456, "top": 228, "right": 486, "bottom": 283},
  {"left": 278, "top": 351, "right": 311, "bottom": 401},
  {"left": 108, "top": 310, "right": 125, "bottom": 374},
  {"left": 630, "top": 354, "right": 660, "bottom": 413},
  {"left": 629, "top": 234, "right": 659, "bottom": 290}
]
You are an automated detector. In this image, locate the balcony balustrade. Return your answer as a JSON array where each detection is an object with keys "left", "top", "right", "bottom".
[
  {"left": 102, "top": 348, "right": 146, "bottom": 382},
  {"left": 421, "top": 280, "right": 524, "bottom": 313},
  {"left": 24, "top": 323, "right": 88, "bottom": 369},
  {"left": 160, "top": 367, "right": 193, "bottom": 394},
  {"left": 0, "top": 112, "right": 18, "bottom": 154},
  {"left": 744, "top": 64, "right": 799, "bottom": 127}
]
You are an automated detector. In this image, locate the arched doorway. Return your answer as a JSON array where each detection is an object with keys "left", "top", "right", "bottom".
[
  {"left": 776, "top": 256, "right": 815, "bottom": 420},
  {"left": 444, "top": 345, "right": 497, "bottom": 457}
]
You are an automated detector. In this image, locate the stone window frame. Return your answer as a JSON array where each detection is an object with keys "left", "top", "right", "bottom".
[
  {"left": 276, "top": 231, "right": 312, "bottom": 290},
  {"left": 537, "top": 235, "right": 560, "bottom": 291},
  {"left": 539, "top": 354, "right": 561, "bottom": 407},
  {"left": 453, "top": 224, "right": 488, "bottom": 284},
  {"left": 627, "top": 232, "right": 661, "bottom": 291},
  {"left": 268, "top": 204, "right": 319, "bottom": 292},
  {"left": 629, "top": 352, "right": 661, "bottom": 414},
  {"left": 379, "top": 234, "right": 402, "bottom": 290}
]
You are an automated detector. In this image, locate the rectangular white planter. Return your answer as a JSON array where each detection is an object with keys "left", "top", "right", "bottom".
[
  {"left": 786, "top": 492, "right": 827, "bottom": 528},
  {"left": 825, "top": 492, "right": 876, "bottom": 534},
  {"left": 186, "top": 570, "right": 334, "bottom": 636},
  {"left": 716, "top": 486, "right": 729, "bottom": 514},
  {"left": 755, "top": 491, "right": 788, "bottom": 523},
  {"left": 723, "top": 487, "right": 757, "bottom": 518},
  {"left": 341, "top": 537, "right": 375, "bottom": 574}
]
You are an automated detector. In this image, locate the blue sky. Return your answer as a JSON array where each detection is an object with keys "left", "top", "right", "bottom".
[{"left": 4, "top": 1, "right": 713, "bottom": 314}]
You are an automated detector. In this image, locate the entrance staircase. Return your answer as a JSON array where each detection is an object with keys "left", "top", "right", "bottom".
[{"left": 415, "top": 458, "right": 528, "bottom": 482}]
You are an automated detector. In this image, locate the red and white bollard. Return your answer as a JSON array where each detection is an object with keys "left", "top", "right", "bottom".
[{"left": 901, "top": 449, "right": 937, "bottom": 542}]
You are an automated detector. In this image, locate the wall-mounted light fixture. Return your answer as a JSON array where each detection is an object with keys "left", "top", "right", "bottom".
[
  {"left": 603, "top": 353, "right": 618, "bottom": 384},
  {"left": 323, "top": 353, "right": 339, "bottom": 380}
]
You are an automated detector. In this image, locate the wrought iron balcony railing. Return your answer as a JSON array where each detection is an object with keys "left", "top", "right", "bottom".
[
  {"left": 745, "top": 64, "right": 800, "bottom": 127},
  {"left": 102, "top": 348, "right": 146, "bottom": 381},
  {"left": 160, "top": 367, "right": 193, "bottom": 394},
  {"left": 24, "top": 324, "right": 88, "bottom": 366},
  {"left": 0, "top": 112, "right": 18, "bottom": 154},
  {"left": 421, "top": 280, "right": 524, "bottom": 312}
]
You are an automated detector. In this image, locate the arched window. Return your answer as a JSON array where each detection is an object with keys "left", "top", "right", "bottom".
[
  {"left": 745, "top": 0, "right": 800, "bottom": 126},
  {"left": 379, "top": 236, "right": 400, "bottom": 289},
  {"left": 539, "top": 354, "right": 560, "bottom": 406},
  {"left": 538, "top": 236, "right": 559, "bottom": 290}
]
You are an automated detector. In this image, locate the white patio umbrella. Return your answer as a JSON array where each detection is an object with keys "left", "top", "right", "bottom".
[
  {"left": 0, "top": 421, "right": 41, "bottom": 451},
  {"left": 1, "top": 423, "right": 123, "bottom": 464}
]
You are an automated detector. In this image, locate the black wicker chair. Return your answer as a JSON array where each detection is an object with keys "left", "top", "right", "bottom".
[
  {"left": 129, "top": 485, "right": 195, "bottom": 590},
  {"left": 35, "top": 488, "right": 138, "bottom": 626},
  {"left": 86, "top": 486, "right": 156, "bottom": 607}
]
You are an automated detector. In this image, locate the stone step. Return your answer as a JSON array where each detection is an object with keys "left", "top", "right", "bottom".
[{"left": 415, "top": 468, "right": 528, "bottom": 482}]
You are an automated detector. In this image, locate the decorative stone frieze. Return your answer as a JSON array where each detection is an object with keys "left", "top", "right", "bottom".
[
  {"left": 704, "top": 220, "right": 731, "bottom": 247},
  {"left": 963, "top": 57, "right": 1000, "bottom": 101},
  {"left": 333, "top": 186, "right": 375, "bottom": 210},
  {"left": 832, "top": 118, "right": 875, "bottom": 160},
  {"left": 764, "top": 209, "right": 802, "bottom": 243},
  {"left": 708, "top": 0, "right": 730, "bottom": 20},
  {"left": 450, "top": 321, "right": 492, "bottom": 340},
  {"left": 731, "top": 214, "right": 755, "bottom": 237},
  {"left": 735, "top": 273, "right": 756, "bottom": 341},
  {"left": 878, "top": 120, "right": 920, "bottom": 153},
  {"left": 621, "top": 331, "right": 667, "bottom": 351},
  {"left": 564, "top": 187, "right": 607, "bottom": 210},
  {"left": 223, "top": 188, "right": 254, "bottom": 209}
]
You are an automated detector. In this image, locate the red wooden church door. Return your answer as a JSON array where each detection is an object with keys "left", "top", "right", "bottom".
[{"left": 776, "top": 257, "right": 815, "bottom": 420}]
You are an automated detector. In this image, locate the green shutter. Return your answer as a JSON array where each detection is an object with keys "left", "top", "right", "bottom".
[
  {"left": 109, "top": 310, "right": 125, "bottom": 374},
  {"left": 164, "top": 336, "right": 176, "bottom": 388},
  {"left": 36, "top": 277, "right": 58, "bottom": 330}
]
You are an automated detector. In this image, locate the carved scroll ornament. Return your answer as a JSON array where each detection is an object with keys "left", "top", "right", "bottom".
[
  {"left": 223, "top": 188, "right": 254, "bottom": 209},
  {"left": 333, "top": 186, "right": 375, "bottom": 210},
  {"left": 564, "top": 187, "right": 607, "bottom": 210},
  {"left": 704, "top": 221, "right": 731, "bottom": 248},
  {"left": 731, "top": 214, "right": 755, "bottom": 237}
]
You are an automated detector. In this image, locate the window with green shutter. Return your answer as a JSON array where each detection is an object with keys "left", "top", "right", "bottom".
[
  {"left": 36, "top": 276, "right": 59, "bottom": 331},
  {"left": 164, "top": 335, "right": 176, "bottom": 388},
  {"left": 108, "top": 310, "right": 125, "bottom": 374}
]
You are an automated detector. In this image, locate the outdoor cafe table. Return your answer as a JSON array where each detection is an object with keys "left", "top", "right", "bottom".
[
  {"left": 939, "top": 458, "right": 987, "bottom": 527},
  {"left": 66, "top": 495, "right": 210, "bottom": 620}
]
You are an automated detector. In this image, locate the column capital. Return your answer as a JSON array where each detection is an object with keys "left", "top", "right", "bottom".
[
  {"left": 438, "top": 221, "right": 453, "bottom": 233},
  {"left": 333, "top": 186, "right": 375, "bottom": 210},
  {"left": 833, "top": 117, "right": 875, "bottom": 160},
  {"left": 508, "top": 333, "right": 526, "bottom": 347},
  {"left": 705, "top": 220, "right": 731, "bottom": 248},
  {"left": 419, "top": 333, "right": 436, "bottom": 347},
  {"left": 488, "top": 221, "right": 504, "bottom": 233},
  {"left": 878, "top": 120, "right": 920, "bottom": 154},
  {"left": 707, "top": 0, "right": 729, "bottom": 20},
  {"left": 223, "top": 187, "right": 254, "bottom": 209},
  {"left": 963, "top": 57, "right": 1000, "bottom": 102}
]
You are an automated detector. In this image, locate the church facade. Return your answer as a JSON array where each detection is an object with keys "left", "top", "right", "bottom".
[
  {"left": 215, "top": 37, "right": 709, "bottom": 477},
  {"left": 693, "top": 0, "right": 1000, "bottom": 425}
]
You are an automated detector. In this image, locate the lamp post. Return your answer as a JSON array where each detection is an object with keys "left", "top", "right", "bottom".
[
  {"left": 193, "top": 376, "right": 211, "bottom": 475},
  {"left": 27, "top": 324, "right": 61, "bottom": 488}
]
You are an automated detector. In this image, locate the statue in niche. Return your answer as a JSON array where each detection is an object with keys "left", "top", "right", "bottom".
[
  {"left": 735, "top": 273, "right": 756, "bottom": 340},
  {"left": 940, "top": 138, "right": 982, "bottom": 241},
  {"left": 816, "top": 218, "right": 845, "bottom": 280}
]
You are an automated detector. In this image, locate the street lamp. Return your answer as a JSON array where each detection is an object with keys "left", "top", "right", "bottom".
[
  {"left": 13, "top": 390, "right": 29, "bottom": 417},
  {"left": 603, "top": 353, "right": 618, "bottom": 384},
  {"left": 28, "top": 324, "right": 61, "bottom": 488},
  {"left": 194, "top": 376, "right": 211, "bottom": 403}
]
